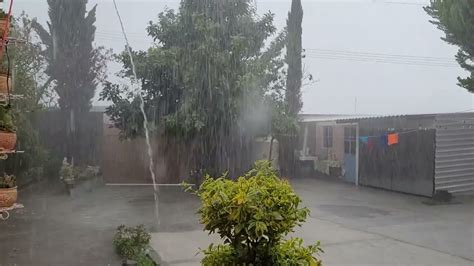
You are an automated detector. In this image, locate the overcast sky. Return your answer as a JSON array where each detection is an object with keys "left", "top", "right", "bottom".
[{"left": 9, "top": 0, "right": 474, "bottom": 115}]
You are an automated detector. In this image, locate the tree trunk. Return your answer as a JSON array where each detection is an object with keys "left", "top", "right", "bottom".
[
  {"left": 278, "top": 136, "right": 297, "bottom": 178},
  {"left": 268, "top": 136, "right": 275, "bottom": 161}
]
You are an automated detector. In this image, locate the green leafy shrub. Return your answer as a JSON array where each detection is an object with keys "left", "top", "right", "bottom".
[
  {"left": 0, "top": 174, "right": 16, "bottom": 188},
  {"left": 113, "top": 225, "right": 152, "bottom": 263},
  {"left": 189, "top": 160, "right": 322, "bottom": 265},
  {"left": 59, "top": 158, "right": 75, "bottom": 184},
  {"left": 135, "top": 253, "right": 156, "bottom": 266},
  {"left": 273, "top": 238, "right": 323, "bottom": 266},
  {"left": 0, "top": 106, "right": 16, "bottom": 133}
]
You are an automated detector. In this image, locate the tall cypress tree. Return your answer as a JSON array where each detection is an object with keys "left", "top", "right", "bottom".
[
  {"left": 33, "top": 0, "right": 108, "bottom": 163},
  {"left": 279, "top": 0, "right": 303, "bottom": 176},
  {"left": 286, "top": 0, "right": 303, "bottom": 116}
]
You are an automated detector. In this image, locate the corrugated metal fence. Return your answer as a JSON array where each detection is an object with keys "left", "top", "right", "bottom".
[{"left": 435, "top": 113, "right": 474, "bottom": 195}]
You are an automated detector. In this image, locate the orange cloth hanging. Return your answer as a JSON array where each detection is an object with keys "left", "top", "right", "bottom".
[{"left": 387, "top": 133, "right": 399, "bottom": 146}]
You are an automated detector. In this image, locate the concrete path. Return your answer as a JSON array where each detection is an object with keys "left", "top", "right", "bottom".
[
  {"left": 2, "top": 177, "right": 471, "bottom": 265},
  {"left": 0, "top": 180, "right": 157, "bottom": 265},
  {"left": 151, "top": 178, "right": 474, "bottom": 266}
]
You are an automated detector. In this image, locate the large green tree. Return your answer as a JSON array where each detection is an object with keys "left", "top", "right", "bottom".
[
  {"left": 32, "top": 0, "right": 108, "bottom": 163},
  {"left": 425, "top": 0, "right": 474, "bottom": 93},
  {"left": 278, "top": 0, "right": 303, "bottom": 176},
  {"left": 101, "top": 0, "right": 285, "bottom": 178}
]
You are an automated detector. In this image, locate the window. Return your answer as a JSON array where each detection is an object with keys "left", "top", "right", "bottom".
[
  {"left": 344, "top": 126, "right": 356, "bottom": 154},
  {"left": 323, "top": 126, "right": 333, "bottom": 148}
]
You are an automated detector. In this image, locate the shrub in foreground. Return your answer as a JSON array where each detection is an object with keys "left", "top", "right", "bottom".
[
  {"left": 188, "top": 160, "right": 322, "bottom": 265},
  {"left": 113, "top": 225, "right": 154, "bottom": 265}
]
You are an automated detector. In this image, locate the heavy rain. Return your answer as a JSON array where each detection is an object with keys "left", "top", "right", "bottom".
[{"left": 0, "top": 0, "right": 473, "bottom": 265}]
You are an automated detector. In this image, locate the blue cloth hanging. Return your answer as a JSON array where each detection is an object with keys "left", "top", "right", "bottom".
[{"left": 380, "top": 134, "right": 388, "bottom": 147}]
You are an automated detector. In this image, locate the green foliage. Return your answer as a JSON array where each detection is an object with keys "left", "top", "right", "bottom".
[
  {"left": 0, "top": 11, "right": 8, "bottom": 19},
  {"left": 286, "top": 0, "right": 304, "bottom": 116},
  {"left": 75, "top": 165, "right": 100, "bottom": 180},
  {"left": 32, "top": 0, "right": 109, "bottom": 111},
  {"left": 276, "top": 0, "right": 304, "bottom": 176},
  {"left": 201, "top": 244, "right": 235, "bottom": 266},
  {"left": 1, "top": 13, "right": 50, "bottom": 183},
  {"left": 113, "top": 225, "right": 152, "bottom": 262},
  {"left": 59, "top": 158, "right": 74, "bottom": 184},
  {"left": 135, "top": 253, "right": 156, "bottom": 266},
  {"left": 32, "top": 0, "right": 110, "bottom": 163},
  {"left": 0, "top": 174, "right": 16, "bottom": 188},
  {"left": 0, "top": 105, "right": 16, "bottom": 132},
  {"left": 100, "top": 0, "right": 286, "bottom": 176},
  {"left": 425, "top": 0, "right": 474, "bottom": 92},
  {"left": 191, "top": 160, "right": 322, "bottom": 265},
  {"left": 273, "top": 238, "right": 323, "bottom": 266}
]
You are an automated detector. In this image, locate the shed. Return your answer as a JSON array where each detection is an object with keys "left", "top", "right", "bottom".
[{"left": 298, "top": 112, "right": 474, "bottom": 197}]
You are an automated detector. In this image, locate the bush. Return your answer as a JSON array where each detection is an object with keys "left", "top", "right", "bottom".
[
  {"left": 273, "top": 238, "right": 323, "bottom": 266},
  {"left": 113, "top": 225, "right": 152, "bottom": 263},
  {"left": 135, "top": 253, "right": 155, "bottom": 266},
  {"left": 188, "top": 160, "right": 322, "bottom": 265}
]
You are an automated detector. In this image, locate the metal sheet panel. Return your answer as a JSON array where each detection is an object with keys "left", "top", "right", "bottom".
[{"left": 435, "top": 113, "right": 474, "bottom": 195}]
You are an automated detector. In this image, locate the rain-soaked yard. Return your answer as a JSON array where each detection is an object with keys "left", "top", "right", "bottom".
[{"left": 1, "top": 177, "right": 473, "bottom": 266}]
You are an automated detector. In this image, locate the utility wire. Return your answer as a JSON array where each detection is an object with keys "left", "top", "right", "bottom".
[
  {"left": 305, "top": 54, "right": 458, "bottom": 68},
  {"left": 305, "top": 48, "right": 455, "bottom": 63},
  {"left": 304, "top": 48, "right": 458, "bottom": 67}
]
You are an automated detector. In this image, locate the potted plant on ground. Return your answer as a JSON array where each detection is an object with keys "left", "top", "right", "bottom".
[
  {"left": 59, "top": 158, "right": 75, "bottom": 193},
  {"left": 0, "top": 174, "right": 17, "bottom": 207},
  {"left": 113, "top": 225, "right": 154, "bottom": 266},
  {"left": 0, "top": 105, "right": 16, "bottom": 151}
]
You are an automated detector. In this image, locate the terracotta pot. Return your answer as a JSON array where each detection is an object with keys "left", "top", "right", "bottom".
[
  {"left": 0, "top": 18, "right": 8, "bottom": 36},
  {"left": 0, "top": 131, "right": 17, "bottom": 151},
  {"left": 0, "top": 73, "right": 11, "bottom": 94},
  {"left": 0, "top": 187, "right": 17, "bottom": 208}
]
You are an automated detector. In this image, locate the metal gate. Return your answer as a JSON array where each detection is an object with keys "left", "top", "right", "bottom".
[{"left": 435, "top": 113, "right": 474, "bottom": 195}]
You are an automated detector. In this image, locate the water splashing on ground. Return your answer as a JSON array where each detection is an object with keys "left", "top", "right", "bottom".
[{"left": 112, "top": 0, "right": 160, "bottom": 227}]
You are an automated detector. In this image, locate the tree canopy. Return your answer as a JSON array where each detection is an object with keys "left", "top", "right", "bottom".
[
  {"left": 101, "top": 0, "right": 287, "bottom": 176},
  {"left": 425, "top": 0, "right": 474, "bottom": 93}
]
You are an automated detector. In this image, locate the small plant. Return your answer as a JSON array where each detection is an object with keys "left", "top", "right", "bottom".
[
  {"left": 187, "top": 160, "right": 323, "bottom": 265},
  {"left": 76, "top": 165, "right": 100, "bottom": 180},
  {"left": 113, "top": 225, "right": 152, "bottom": 263},
  {"left": 0, "top": 106, "right": 16, "bottom": 133},
  {"left": 0, "top": 11, "right": 8, "bottom": 19},
  {"left": 59, "top": 158, "right": 75, "bottom": 185},
  {"left": 0, "top": 174, "right": 16, "bottom": 188}
]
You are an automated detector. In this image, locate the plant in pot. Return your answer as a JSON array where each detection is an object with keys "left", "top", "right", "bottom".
[
  {"left": 59, "top": 158, "right": 75, "bottom": 193},
  {"left": 0, "top": 10, "right": 9, "bottom": 37},
  {"left": 0, "top": 69, "right": 10, "bottom": 96},
  {"left": 0, "top": 174, "right": 17, "bottom": 208},
  {"left": 0, "top": 105, "right": 16, "bottom": 152},
  {"left": 113, "top": 225, "right": 154, "bottom": 266}
]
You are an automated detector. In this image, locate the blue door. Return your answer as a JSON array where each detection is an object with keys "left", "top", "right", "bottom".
[{"left": 343, "top": 126, "right": 357, "bottom": 183}]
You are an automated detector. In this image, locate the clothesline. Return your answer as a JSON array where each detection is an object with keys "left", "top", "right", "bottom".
[
  {"left": 359, "top": 129, "right": 430, "bottom": 147},
  {"left": 359, "top": 129, "right": 423, "bottom": 139}
]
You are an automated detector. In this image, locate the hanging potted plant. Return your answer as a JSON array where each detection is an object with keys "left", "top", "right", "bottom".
[
  {"left": 0, "top": 10, "right": 9, "bottom": 37},
  {"left": 0, "top": 68, "right": 11, "bottom": 95},
  {"left": 0, "top": 174, "right": 17, "bottom": 208},
  {"left": 0, "top": 105, "right": 16, "bottom": 151}
]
